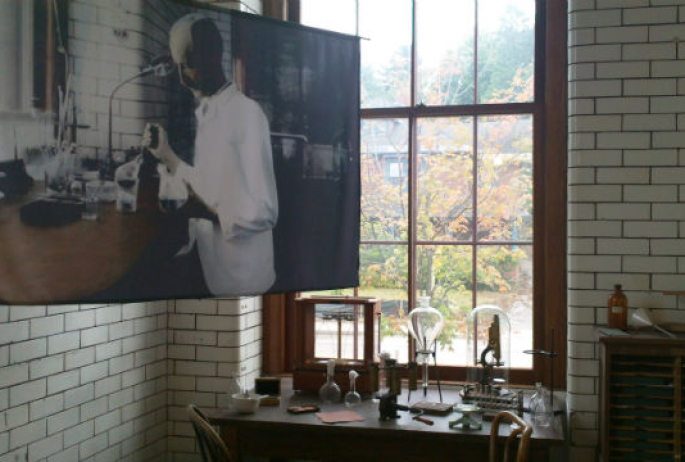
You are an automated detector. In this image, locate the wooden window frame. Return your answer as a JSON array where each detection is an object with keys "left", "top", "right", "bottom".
[{"left": 262, "top": 0, "right": 567, "bottom": 389}]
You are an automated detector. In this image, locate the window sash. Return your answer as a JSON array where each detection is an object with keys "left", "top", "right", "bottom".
[{"left": 263, "top": 0, "right": 567, "bottom": 389}]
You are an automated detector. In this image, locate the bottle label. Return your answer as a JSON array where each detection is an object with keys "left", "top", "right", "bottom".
[{"left": 611, "top": 306, "right": 623, "bottom": 314}]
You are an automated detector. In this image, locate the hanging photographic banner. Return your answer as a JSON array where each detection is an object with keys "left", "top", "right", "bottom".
[{"left": 0, "top": 1, "right": 360, "bottom": 304}]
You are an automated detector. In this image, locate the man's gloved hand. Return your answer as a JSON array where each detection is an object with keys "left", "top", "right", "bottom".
[{"left": 142, "top": 123, "right": 180, "bottom": 174}]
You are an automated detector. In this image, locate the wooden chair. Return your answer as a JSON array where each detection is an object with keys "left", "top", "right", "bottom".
[
  {"left": 187, "top": 404, "right": 233, "bottom": 462},
  {"left": 489, "top": 411, "right": 533, "bottom": 462}
]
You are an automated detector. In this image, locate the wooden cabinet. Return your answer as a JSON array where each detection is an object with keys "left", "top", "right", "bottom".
[{"left": 600, "top": 332, "right": 685, "bottom": 461}]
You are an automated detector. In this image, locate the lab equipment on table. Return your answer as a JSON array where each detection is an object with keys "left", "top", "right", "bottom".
[
  {"left": 45, "top": 144, "right": 76, "bottom": 195},
  {"left": 115, "top": 157, "right": 142, "bottom": 213},
  {"left": 529, "top": 382, "right": 553, "bottom": 427},
  {"left": 407, "top": 296, "right": 445, "bottom": 401},
  {"left": 632, "top": 307, "right": 676, "bottom": 338},
  {"left": 292, "top": 296, "right": 381, "bottom": 394},
  {"left": 82, "top": 181, "right": 102, "bottom": 221},
  {"left": 370, "top": 356, "right": 418, "bottom": 399},
  {"left": 20, "top": 195, "right": 84, "bottom": 227},
  {"left": 344, "top": 370, "right": 361, "bottom": 408},
  {"left": 157, "top": 164, "right": 188, "bottom": 212},
  {"left": 231, "top": 392, "right": 262, "bottom": 414},
  {"left": 319, "top": 359, "right": 342, "bottom": 404},
  {"left": 607, "top": 284, "right": 628, "bottom": 330},
  {"left": 461, "top": 306, "right": 523, "bottom": 416},
  {"left": 449, "top": 404, "right": 482, "bottom": 431},
  {"left": 225, "top": 375, "right": 242, "bottom": 412}
]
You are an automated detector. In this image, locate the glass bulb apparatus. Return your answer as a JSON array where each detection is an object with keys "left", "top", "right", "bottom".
[
  {"left": 319, "top": 359, "right": 341, "bottom": 404},
  {"left": 407, "top": 296, "right": 444, "bottom": 397},
  {"left": 344, "top": 370, "right": 362, "bottom": 408}
]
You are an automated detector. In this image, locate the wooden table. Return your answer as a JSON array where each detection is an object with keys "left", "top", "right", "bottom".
[
  {"left": 0, "top": 181, "right": 161, "bottom": 304},
  {"left": 206, "top": 379, "right": 564, "bottom": 462}
]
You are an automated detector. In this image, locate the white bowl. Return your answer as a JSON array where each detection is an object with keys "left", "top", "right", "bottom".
[{"left": 232, "top": 393, "right": 262, "bottom": 414}]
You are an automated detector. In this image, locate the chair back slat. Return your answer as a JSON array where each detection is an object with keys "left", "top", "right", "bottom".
[
  {"left": 187, "top": 404, "right": 233, "bottom": 462},
  {"left": 489, "top": 411, "right": 533, "bottom": 462}
]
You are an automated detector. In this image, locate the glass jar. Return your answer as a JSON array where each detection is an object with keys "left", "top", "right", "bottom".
[
  {"left": 530, "top": 382, "right": 553, "bottom": 427},
  {"left": 607, "top": 284, "right": 628, "bottom": 330}
]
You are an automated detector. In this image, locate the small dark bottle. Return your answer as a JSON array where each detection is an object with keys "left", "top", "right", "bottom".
[{"left": 608, "top": 284, "right": 628, "bottom": 330}]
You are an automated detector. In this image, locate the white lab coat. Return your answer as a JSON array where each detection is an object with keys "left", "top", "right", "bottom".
[{"left": 175, "top": 84, "right": 278, "bottom": 295}]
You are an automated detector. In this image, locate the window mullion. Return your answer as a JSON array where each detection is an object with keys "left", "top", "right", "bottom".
[
  {"left": 407, "top": 0, "right": 419, "bottom": 362},
  {"left": 474, "top": 0, "right": 479, "bottom": 105}
]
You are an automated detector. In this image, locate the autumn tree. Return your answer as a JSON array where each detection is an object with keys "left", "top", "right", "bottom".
[{"left": 359, "top": 4, "right": 535, "bottom": 347}]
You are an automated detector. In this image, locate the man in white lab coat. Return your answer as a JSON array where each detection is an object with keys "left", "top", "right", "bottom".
[{"left": 143, "top": 14, "right": 278, "bottom": 296}]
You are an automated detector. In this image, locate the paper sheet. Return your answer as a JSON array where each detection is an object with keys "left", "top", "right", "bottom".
[{"left": 315, "top": 410, "right": 365, "bottom": 424}]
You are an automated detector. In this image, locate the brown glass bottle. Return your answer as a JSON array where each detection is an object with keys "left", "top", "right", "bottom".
[{"left": 608, "top": 284, "right": 628, "bottom": 330}]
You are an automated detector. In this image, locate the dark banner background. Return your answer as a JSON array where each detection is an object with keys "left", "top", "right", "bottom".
[{"left": 232, "top": 13, "right": 361, "bottom": 294}]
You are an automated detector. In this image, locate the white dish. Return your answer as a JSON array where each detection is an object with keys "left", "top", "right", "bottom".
[{"left": 232, "top": 392, "right": 263, "bottom": 414}]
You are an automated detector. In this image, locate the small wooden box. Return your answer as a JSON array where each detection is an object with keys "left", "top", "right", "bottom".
[{"left": 292, "top": 297, "right": 381, "bottom": 394}]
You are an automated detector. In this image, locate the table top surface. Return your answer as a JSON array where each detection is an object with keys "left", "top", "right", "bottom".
[
  {"left": 0, "top": 181, "right": 161, "bottom": 303},
  {"left": 206, "top": 378, "right": 564, "bottom": 445}
]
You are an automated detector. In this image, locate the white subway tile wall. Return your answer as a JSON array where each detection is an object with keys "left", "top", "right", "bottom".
[
  {"left": 0, "top": 295, "right": 262, "bottom": 462},
  {"left": 0, "top": 302, "right": 167, "bottom": 462},
  {"left": 569, "top": 0, "right": 685, "bottom": 460},
  {"left": 167, "top": 298, "right": 262, "bottom": 462}
]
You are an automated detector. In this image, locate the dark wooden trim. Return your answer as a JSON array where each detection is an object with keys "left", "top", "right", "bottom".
[
  {"left": 361, "top": 102, "right": 538, "bottom": 119},
  {"left": 433, "top": 366, "right": 534, "bottom": 385},
  {"left": 283, "top": 293, "right": 303, "bottom": 372},
  {"left": 538, "top": 0, "right": 568, "bottom": 390},
  {"left": 286, "top": 0, "right": 300, "bottom": 23},
  {"left": 261, "top": 294, "right": 287, "bottom": 374},
  {"left": 262, "top": 0, "right": 287, "bottom": 20}
]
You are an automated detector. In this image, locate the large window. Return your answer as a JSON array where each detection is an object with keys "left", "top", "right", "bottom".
[{"left": 267, "top": 0, "right": 566, "bottom": 386}]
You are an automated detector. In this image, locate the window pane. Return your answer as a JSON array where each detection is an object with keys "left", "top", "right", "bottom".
[
  {"left": 477, "top": 115, "right": 533, "bottom": 242},
  {"left": 359, "top": 0, "right": 412, "bottom": 108},
  {"left": 362, "top": 119, "right": 409, "bottom": 241},
  {"left": 314, "top": 303, "right": 366, "bottom": 360},
  {"left": 300, "top": 0, "right": 357, "bottom": 35},
  {"left": 477, "top": 0, "right": 535, "bottom": 103},
  {"left": 417, "top": 117, "right": 474, "bottom": 242},
  {"left": 358, "top": 244, "right": 409, "bottom": 363},
  {"left": 416, "top": 0, "right": 475, "bottom": 106},
  {"left": 417, "top": 245, "right": 472, "bottom": 366},
  {"left": 476, "top": 245, "right": 532, "bottom": 368}
]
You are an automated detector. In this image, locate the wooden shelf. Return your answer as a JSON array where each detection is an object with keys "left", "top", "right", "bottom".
[{"left": 601, "top": 334, "right": 685, "bottom": 461}]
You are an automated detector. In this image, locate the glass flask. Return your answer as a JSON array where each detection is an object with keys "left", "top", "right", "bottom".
[
  {"left": 45, "top": 144, "right": 76, "bottom": 195},
  {"left": 407, "top": 296, "right": 444, "bottom": 396},
  {"left": 319, "top": 359, "right": 341, "bottom": 403},
  {"left": 226, "top": 374, "right": 242, "bottom": 411},
  {"left": 530, "top": 382, "right": 553, "bottom": 427},
  {"left": 114, "top": 157, "right": 142, "bottom": 213},
  {"left": 344, "top": 370, "right": 362, "bottom": 408},
  {"left": 157, "top": 164, "right": 188, "bottom": 212}
]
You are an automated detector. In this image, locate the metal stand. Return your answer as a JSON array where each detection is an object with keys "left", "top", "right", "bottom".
[
  {"left": 449, "top": 404, "right": 482, "bottom": 431},
  {"left": 523, "top": 328, "right": 558, "bottom": 407},
  {"left": 408, "top": 345, "right": 443, "bottom": 403}
]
